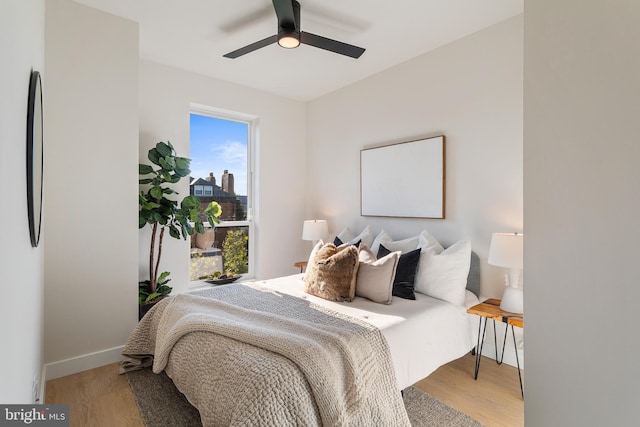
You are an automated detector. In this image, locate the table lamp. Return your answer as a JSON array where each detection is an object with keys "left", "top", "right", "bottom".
[
  {"left": 488, "top": 232, "right": 524, "bottom": 313},
  {"left": 302, "top": 220, "right": 328, "bottom": 246}
]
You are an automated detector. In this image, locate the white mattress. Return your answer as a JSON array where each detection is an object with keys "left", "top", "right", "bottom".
[{"left": 249, "top": 274, "right": 480, "bottom": 390}]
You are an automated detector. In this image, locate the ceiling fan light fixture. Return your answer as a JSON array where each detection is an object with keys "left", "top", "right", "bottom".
[
  {"left": 277, "top": 30, "right": 300, "bottom": 49},
  {"left": 223, "top": 0, "right": 365, "bottom": 59}
]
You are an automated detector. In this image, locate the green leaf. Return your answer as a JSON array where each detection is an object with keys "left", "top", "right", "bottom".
[
  {"left": 162, "top": 187, "right": 176, "bottom": 194},
  {"left": 157, "top": 271, "right": 171, "bottom": 283},
  {"left": 168, "top": 225, "right": 180, "bottom": 239},
  {"left": 139, "top": 164, "right": 154, "bottom": 175},
  {"left": 156, "top": 284, "right": 173, "bottom": 295},
  {"left": 139, "top": 178, "right": 153, "bottom": 185},
  {"left": 205, "top": 201, "right": 222, "bottom": 217},
  {"left": 174, "top": 167, "right": 190, "bottom": 178},
  {"left": 181, "top": 195, "right": 200, "bottom": 209},
  {"left": 170, "top": 175, "right": 182, "bottom": 183},
  {"left": 163, "top": 156, "right": 176, "bottom": 169},
  {"left": 175, "top": 157, "right": 190, "bottom": 170},
  {"left": 145, "top": 292, "right": 162, "bottom": 303},
  {"left": 195, "top": 222, "right": 205, "bottom": 235},
  {"left": 142, "top": 201, "right": 160, "bottom": 210},
  {"left": 150, "top": 186, "right": 163, "bottom": 200},
  {"left": 183, "top": 222, "right": 193, "bottom": 235},
  {"left": 159, "top": 157, "right": 172, "bottom": 171},
  {"left": 156, "top": 141, "right": 172, "bottom": 157},
  {"left": 148, "top": 148, "right": 161, "bottom": 166}
]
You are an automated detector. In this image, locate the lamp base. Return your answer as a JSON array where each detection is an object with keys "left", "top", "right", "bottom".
[{"left": 500, "top": 287, "right": 523, "bottom": 314}]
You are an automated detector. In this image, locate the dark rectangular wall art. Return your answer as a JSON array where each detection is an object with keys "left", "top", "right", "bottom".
[{"left": 360, "top": 135, "right": 445, "bottom": 218}]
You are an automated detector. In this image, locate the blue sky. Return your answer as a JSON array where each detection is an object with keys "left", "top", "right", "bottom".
[{"left": 189, "top": 114, "right": 248, "bottom": 196}]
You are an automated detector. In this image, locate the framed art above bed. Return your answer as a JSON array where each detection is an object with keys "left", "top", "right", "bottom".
[{"left": 360, "top": 135, "right": 445, "bottom": 218}]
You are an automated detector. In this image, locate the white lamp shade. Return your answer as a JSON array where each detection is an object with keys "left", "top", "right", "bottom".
[
  {"left": 488, "top": 232, "right": 523, "bottom": 268},
  {"left": 302, "top": 220, "right": 328, "bottom": 241}
]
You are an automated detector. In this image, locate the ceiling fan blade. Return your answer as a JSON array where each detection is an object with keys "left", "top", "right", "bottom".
[
  {"left": 272, "top": 0, "right": 297, "bottom": 29},
  {"left": 223, "top": 35, "right": 277, "bottom": 59},
  {"left": 300, "top": 32, "right": 365, "bottom": 59}
]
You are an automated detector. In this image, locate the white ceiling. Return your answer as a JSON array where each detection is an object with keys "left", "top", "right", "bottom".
[{"left": 73, "top": 0, "right": 523, "bottom": 102}]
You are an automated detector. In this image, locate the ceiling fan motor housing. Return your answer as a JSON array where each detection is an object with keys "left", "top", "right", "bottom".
[{"left": 277, "top": 0, "right": 301, "bottom": 48}]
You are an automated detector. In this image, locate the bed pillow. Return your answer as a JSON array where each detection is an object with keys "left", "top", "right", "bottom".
[
  {"left": 333, "top": 237, "right": 361, "bottom": 248},
  {"left": 335, "top": 227, "right": 355, "bottom": 243},
  {"left": 355, "top": 245, "right": 400, "bottom": 304},
  {"left": 369, "top": 229, "right": 391, "bottom": 254},
  {"left": 302, "top": 239, "right": 325, "bottom": 277},
  {"left": 414, "top": 239, "right": 471, "bottom": 306},
  {"left": 377, "top": 244, "right": 421, "bottom": 300},
  {"left": 418, "top": 229, "right": 445, "bottom": 255},
  {"left": 372, "top": 229, "right": 442, "bottom": 255},
  {"left": 304, "top": 243, "right": 359, "bottom": 302},
  {"left": 334, "top": 226, "right": 374, "bottom": 248}
]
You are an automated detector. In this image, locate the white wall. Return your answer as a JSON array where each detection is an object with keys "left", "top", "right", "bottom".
[
  {"left": 524, "top": 1, "right": 640, "bottom": 424},
  {"left": 43, "top": 0, "right": 139, "bottom": 373},
  {"left": 139, "top": 61, "right": 307, "bottom": 292},
  {"left": 306, "top": 16, "right": 523, "bottom": 300},
  {"left": 0, "top": 0, "right": 45, "bottom": 403}
]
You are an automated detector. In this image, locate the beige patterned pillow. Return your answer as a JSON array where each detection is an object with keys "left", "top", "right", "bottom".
[{"left": 304, "top": 243, "right": 359, "bottom": 302}]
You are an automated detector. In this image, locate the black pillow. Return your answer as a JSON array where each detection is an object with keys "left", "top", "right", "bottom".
[
  {"left": 334, "top": 236, "right": 361, "bottom": 248},
  {"left": 377, "top": 245, "right": 421, "bottom": 300}
]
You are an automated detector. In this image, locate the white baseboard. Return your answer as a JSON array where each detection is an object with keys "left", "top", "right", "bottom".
[
  {"left": 478, "top": 343, "right": 524, "bottom": 370},
  {"left": 44, "top": 345, "right": 126, "bottom": 382}
]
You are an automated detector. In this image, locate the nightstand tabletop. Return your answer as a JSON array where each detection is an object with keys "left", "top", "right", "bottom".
[{"left": 467, "top": 298, "right": 524, "bottom": 328}]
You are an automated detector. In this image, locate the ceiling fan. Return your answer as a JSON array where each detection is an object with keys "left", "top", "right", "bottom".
[{"left": 223, "top": 0, "right": 366, "bottom": 59}]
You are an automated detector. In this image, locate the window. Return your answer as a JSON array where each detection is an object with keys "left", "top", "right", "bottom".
[{"left": 188, "top": 105, "right": 256, "bottom": 281}]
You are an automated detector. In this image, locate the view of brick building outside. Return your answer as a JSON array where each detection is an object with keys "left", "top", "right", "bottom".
[{"left": 189, "top": 170, "right": 248, "bottom": 280}]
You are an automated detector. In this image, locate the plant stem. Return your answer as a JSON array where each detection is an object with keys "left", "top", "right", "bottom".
[
  {"left": 153, "top": 227, "right": 165, "bottom": 294},
  {"left": 149, "top": 222, "right": 158, "bottom": 293}
]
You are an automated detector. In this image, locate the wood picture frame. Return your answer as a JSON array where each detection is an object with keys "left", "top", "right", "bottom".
[{"left": 360, "top": 135, "right": 445, "bottom": 218}]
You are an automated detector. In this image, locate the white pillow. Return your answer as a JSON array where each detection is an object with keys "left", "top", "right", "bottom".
[
  {"left": 336, "top": 225, "right": 374, "bottom": 248},
  {"left": 371, "top": 229, "right": 443, "bottom": 255},
  {"left": 336, "top": 227, "right": 355, "bottom": 243},
  {"left": 418, "top": 229, "right": 445, "bottom": 254},
  {"left": 356, "top": 245, "right": 400, "bottom": 304},
  {"left": 370, "top": 229, "right": 392, "bottom": 254},
  {"left": 414, "top": 239, "right": 471, "bottom": 306}
]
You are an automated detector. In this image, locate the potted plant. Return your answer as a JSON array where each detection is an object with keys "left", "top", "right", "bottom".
[{"left": 138, "top": 141, "right": 222, "bottom": 319}]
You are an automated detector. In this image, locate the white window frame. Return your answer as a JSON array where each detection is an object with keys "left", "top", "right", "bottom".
[{"left": 189, "top": 103, "right": 257, "bottom": 280}]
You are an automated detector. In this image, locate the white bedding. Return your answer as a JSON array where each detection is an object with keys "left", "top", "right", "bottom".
[{"left": 246, "top": 273, "right": 480, "bottom": 389}]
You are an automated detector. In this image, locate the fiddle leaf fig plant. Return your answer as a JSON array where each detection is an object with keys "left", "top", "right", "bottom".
[{"left": 138, "top": 141, "right": 222, "bottom": 305}]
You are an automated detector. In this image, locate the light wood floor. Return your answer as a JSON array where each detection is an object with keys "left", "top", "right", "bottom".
[
  {"left": 46, "top": 353, "right": 523, "bottom": 427},
  {"left": 415, "top": 353, "right": 524, "bottom": 427}
]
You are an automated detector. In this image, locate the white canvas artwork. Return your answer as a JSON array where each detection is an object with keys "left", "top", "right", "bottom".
[{"left": 360, "top": 135, "right": 445, "bottom": 218}]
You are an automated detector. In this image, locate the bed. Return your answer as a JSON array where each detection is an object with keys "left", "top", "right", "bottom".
[
  {"left": 245, "top": 271, "right": 480, "bottom": 390},
  {"left": 122, "top": 243, "right": 481, "bottom": 426}
]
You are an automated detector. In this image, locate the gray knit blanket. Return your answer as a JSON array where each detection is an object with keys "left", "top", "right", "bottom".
[{"left": 121, "top": 283, "right": 410, "bottom": 427}]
